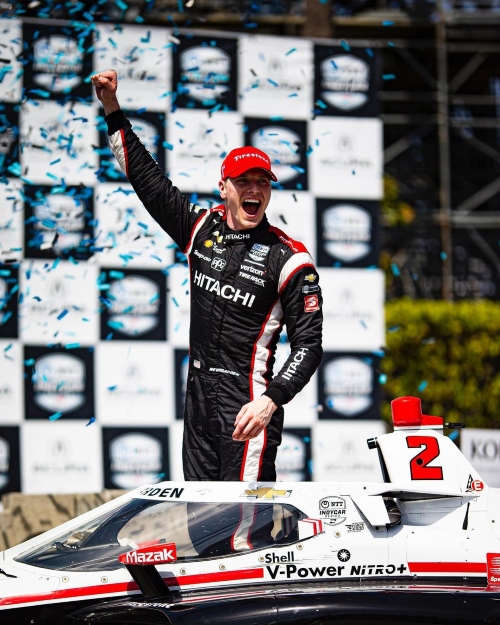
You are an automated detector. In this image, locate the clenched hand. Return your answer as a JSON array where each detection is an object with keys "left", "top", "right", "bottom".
[
  {"left": 91, "top": 70, "right": 120, "bottom": 116},
  {"left": 233, "top": 395, "right": 278, "bottom": 441}
]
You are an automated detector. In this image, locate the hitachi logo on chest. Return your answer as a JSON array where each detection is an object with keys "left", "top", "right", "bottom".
[{"left": 194, "top": 270, "right": 256, "bottom": 308}]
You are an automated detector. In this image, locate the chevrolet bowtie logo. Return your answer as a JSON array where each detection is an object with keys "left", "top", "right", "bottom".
[
  {"left": 243, "top": 487, "right": 291, "bottom": 499},
  {"left": 304, "top": 274, "right": 317, "bottom": 282}
]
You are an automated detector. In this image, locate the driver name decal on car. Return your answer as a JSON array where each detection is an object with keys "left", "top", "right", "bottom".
[
  {"left": 119, "top": 543, "right": 177, "bottom": 565},
  {"left": 139, "top": 486, "right": 185, "bottom": 498}
]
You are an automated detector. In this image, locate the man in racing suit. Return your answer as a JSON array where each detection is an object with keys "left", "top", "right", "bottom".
[{"left": 93, "top": 70, "right": 323, "bottom": 482}]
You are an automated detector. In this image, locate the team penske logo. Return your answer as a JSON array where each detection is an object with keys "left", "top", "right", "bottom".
[
  {"left": 118, "top": 543, "right": 177, "bottom": 566},
  {"left": 242, "top": 487, "right": 291, "bottom": 499},
  {"left": 249, "top": 243, "right": 270, "bottom": 262}
]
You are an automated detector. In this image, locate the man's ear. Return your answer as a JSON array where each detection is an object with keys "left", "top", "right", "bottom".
[{"left": 218, "top": 179, "right": 226, "bottom": 199}]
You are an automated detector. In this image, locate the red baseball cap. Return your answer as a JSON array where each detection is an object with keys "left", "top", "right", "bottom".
[{"left": 220, "top": 146, "right": 278, "bottom": 182}]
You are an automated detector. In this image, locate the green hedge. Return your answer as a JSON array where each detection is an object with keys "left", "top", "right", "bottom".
[{"left": 381, "top": 299, "right": 500, "bottom": 428}]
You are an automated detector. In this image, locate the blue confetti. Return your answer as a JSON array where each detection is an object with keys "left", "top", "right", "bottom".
[
  {"left": 379, "top": 374, "right": 387, "bottom": 384},
  {"left": 108, "top": 320, "right": 124, "bottom": 330},
  {"left": 418, "top": 380, "right": 428, "bottom": 392},
  {"left": 49, "top": 412, "right": 63, "bottom": 422},
  {"left": 391, "top": 263, "right": 400, "bottom": 276},
  {"left": 57, "top": 309, "right": 69, "bottom": 320},
  {"left": 86, "top": 416, "right": 96, "bottom": 426}
]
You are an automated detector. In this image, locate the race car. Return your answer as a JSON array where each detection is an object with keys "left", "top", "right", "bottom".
[{"left": 2, "top": 395, "right": 500, "bottom": 624}]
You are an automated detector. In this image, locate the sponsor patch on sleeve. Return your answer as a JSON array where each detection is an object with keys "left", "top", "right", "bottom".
[{"left": 304, "top": 294, "right": 320, "bottom": 313}]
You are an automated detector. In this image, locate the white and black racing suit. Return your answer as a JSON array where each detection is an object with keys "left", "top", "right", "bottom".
[{"left": 106, "top": 110, "right": 323, "bottom": 481}]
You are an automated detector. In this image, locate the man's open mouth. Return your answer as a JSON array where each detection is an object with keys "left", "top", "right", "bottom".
[{"left": 242, "top": 199, "right": 261, "bottom": 216}]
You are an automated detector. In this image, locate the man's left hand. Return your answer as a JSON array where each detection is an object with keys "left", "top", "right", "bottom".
[{"left": 233, "top": 396, "right": 278, "bottom": 441}]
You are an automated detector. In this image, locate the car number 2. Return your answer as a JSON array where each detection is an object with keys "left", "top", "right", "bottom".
[{"left": 406, "top": 436, "right": 443, "bottom": 480}]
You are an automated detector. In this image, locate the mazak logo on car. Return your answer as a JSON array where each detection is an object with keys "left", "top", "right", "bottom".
[
  {"left": 320, "top": 54, "right": 370, "bottom": 111},
  {"left": 318, "top": 496, "right": 347, "bottom": 525},
  {"left": 323, "top": 357, "right": 373, "bottom": 416},
  {"left": 251, "top": 126, "right": 302, "bottom": 183},
  {"left": 33, "top": 36, "right": 83, "bottom": 92},
  {"left": 108, "top": 276, "right": 160, "bottom": 336},
  {"left": 119, "top": 543, "right": 177, "bottom": 566},
  {"left": 322, "top": 204, "right": 372, "bottom": 262},
  {"left": 33, "top": 353, "right": 86, "bottom": 413}
]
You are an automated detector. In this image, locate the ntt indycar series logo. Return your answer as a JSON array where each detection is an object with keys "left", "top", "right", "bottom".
[
  {"left": 319, "top": 496, "right": 347, "bottom": 526},
  {"left": 33, "top": 353, "right": 86, "bottom": 413},
  {"left": 119, "top": 543, "right": 177, "bottom": 566},
  {"left": 251, "top": 126, "right": 302, "bottom": 184},
  {"left": 33, "top": 36, "right": 84, "bottom": 92},
  {"left": 0, "top": 437, "right": 10, "bottom": 490},
  {"left": 109, "top": 276, "right": 160, "bottom": 337},
  {"left": 180, "top": 46, "right": 231, "bottom": 103},
  {"left": 323, "top": 357, "right": 373, "bottom": 416},
  {"left": 322, "top": 204, "right": 372, "bottom": 263},
  {"left": 33, "top": 194, "right": 86, "bottom": 254},
  {"left": 320, "top": 55, "right": 370, "bottom": 111}
]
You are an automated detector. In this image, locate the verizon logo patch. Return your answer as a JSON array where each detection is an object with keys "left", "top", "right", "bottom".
[
  {"left": 119, "top": 543, "right": 177, "bottom": 566},
  {"left": 304, "top": 294, "right": 319, "bottom": 313}
]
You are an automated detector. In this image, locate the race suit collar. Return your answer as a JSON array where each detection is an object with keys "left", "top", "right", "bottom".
[{"left": 222, "top": 215, "right": 269, "bottom": 243}]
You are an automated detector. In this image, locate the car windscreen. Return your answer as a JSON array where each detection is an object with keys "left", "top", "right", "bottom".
[{"left": 15, "top": 499, "right": 305, "bottom": 572}]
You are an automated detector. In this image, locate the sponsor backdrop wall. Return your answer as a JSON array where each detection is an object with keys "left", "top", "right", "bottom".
[{"left": 0, "top": 18, "right": 386, "bottom": 494}]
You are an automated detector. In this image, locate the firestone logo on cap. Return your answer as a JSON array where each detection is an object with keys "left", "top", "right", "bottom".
[
  {"left": 221, "top": 147, "right": 277, "bottom": 181},
  {"left": 233, "top": 152, "right": 270, "bottom": 165}
]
